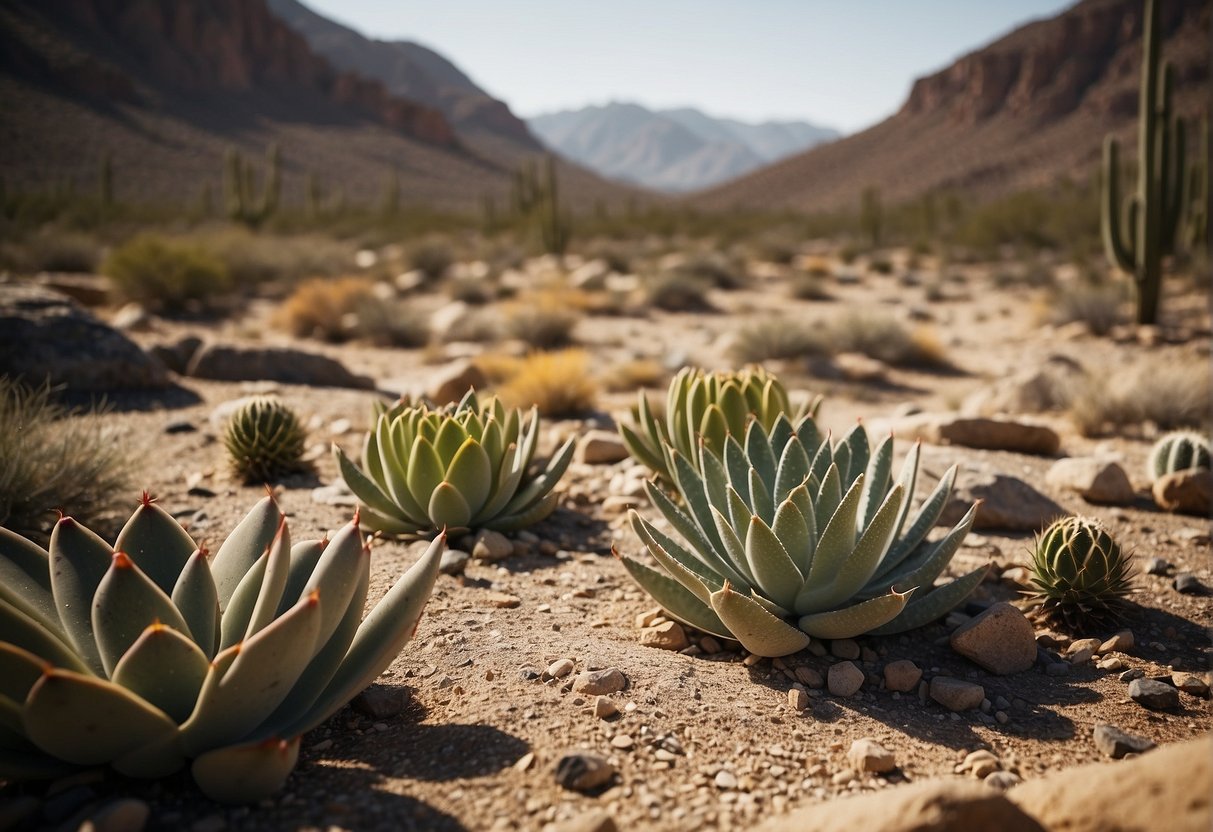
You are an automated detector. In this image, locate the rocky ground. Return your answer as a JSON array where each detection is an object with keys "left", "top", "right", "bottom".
[{"left": 1, "top": 250, "right": 1210, "bottom": 832}]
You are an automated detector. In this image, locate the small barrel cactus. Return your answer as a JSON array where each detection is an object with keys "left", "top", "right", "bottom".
[
  {"left": 1147, "top": 430, "right": 1211, "bottom": 480},
  {"left": 1027, "top": 516, "right": 1134, "bottom": 629},
  {"left": 0, "top": 493, "right": 444, "bottom": 802},
  {"left": 619, "top": 366, "right": 821, "bottom": 487},
  {"left": 334, "top": 390, "right": 574, "bottom": 536},
  {"left": 224, "top": 397, "right": 309, "bottom": 482}
]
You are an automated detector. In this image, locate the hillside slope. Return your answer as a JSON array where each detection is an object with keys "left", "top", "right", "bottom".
[{"left": 695, "top": 0, "right": 1210, "bottom": 212}]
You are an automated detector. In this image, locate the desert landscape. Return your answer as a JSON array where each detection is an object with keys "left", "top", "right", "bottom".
[{"left": 0, "top": 1, "right": 1210, "bottom": 831}]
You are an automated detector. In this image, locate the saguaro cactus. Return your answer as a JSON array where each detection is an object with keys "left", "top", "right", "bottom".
[
  {"left": 1183, "top": 115, "right": 1209, "bottom": 254},
  {"left": 536, "top": 155, "right": 571, "bottom": 255},
  {"left": 224, "top": 144, "right": 281, "bottom": 228},
  {"left": 1101, "top": 0, "right": 1186, "bottom": 325}
]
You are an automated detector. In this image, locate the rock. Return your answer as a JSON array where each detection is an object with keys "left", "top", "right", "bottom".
[
  {"left": 1099, "top": 630, "right": 1134, "bottom": 653},
  {"left": 930, "top": 677, "right": 985, "bottom": 712},
  {"left": 110, "top": 301, "right": 153, "bottom": 331},
  {"left": 545, "top": 659, "right": 576, "bottom": 680},
  {"left": 1173, "top": 672, "right": 1211, "bottom": 699},
  {"left": 1119, "top": 668, "right": 1145, "bottom": 682},
  {"left": 1152, "top": 470, "right": 1213, "bottom": 515},
  {"left": 949, "top": 602, "right": 1037, "bottom": 675},
  {"left": 1065, "top": 637, "right": 1102, "bottom": 665},
  {"left": 884, "top": 660, "right": 923, "bottom": 692},
  {"left": 471, "top": 530, "right": 513, "bottom": 562},
  {"left": 828, "top": 661, "right": 865, "bottom": 697},
  {"left": 1174, "top": 573, "right": 1205, "bottom": 594},
  {"left": 830, "top": 638, "right": 861, "bottom": 660},
  {"left": 554, "top": 752, "right": 616, "bottom": 792},
  {"left": 1128, "top": 678, "right": 1179, "bottom": 710},
  {"left": 311, "top": 481, "right": 359, "bottom": 507},
  {"left": 147, "top": 335, "right": 203, "bottom": 374},
  {"left": 1092, "top": 723, "right": 1155, "bottom": 759},
  {"left": 34, "top": 272, "right": 111, "bottom": 307},
  {"left": 187, "top": 343, "right": 373, "bottom": 388},
  {"left": 1010, "top": 734, "right": 1212, "bottom": 832},
  {"left": 568, "top": 259, "right": 611, "bottom": 290},
  {"left": 576, "top": 430, "right": 629, "bottom": 465},
  {"left": 484, "top": 592, "right": 520, "bottom": 608},
  {"left": 896, "top": 414, "right": 1061, "bottom": 456},
  {"left": 1045, "top": 458, "right": 1136, "bottom": 505},
  {"left": 572, "top": 668, "right": 628, "bottom": 696},
  {"left": 351, "top": 686, "right": 407, "bottom": 719},
  {"left": 714, "top": 770, "right": 739, "bottom": 790},
  {"left": 832, "top": 352, "right": 889, "bottom": 383},
  {"left": 848, "top": 739, "right": 896, "bottom": 774},
  {"left": 795, "top": 666, "right": 825, "bottom": 688},
  {"left": 427, "top": 359, "right": 486, "bottom": 405},
  {"left": 638, "top": 621, "right": 689, "bottom": 651},
  {"left": 939, "top": 472, "right": 1066, "bottom": 532},
  {"left": 960, "top": 750, "right": 1002, "bottom": 779},
  {"left": 961, "top": 361, "right": 1081, "bottom": 416},
  {"left": 1145, "top": 557, "right": 1171, "bottom": 575},
  {"left": 750, "top": 779, "right": 1044, "bottom": 832},
  {"left": 551, "top": 810, "right": 618, "bottom": 832},
  {"left": 788, "top": 687, "right": 810, "bottom": 710},
  {"left": 438, "top": 548, "right": 470, "bottom": 576},
  {"left": 79, "top": 798, "right": 151, "bottom": 832},
  {"left": 984, "top": 771, "right": 1022, "bottom": 790},
  {"left": 593, "top": 696, "right": 618, "bottom": 719},
  {"left": 0, "top": 283, "right": 169, "bottom": 392}
]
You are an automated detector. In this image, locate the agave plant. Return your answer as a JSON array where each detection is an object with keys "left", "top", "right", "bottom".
[
  {"left": 0, "top": 493, "right": 443, "bottom": 802},
  {"left": 619, "top": 367, "right": 821, "bottom": 487},
  {"left": 335, "top": 390, "right": 574, "bottom": 536},
  {"left": 223, "top": 396, "right": 309, "bottom": 482},
  {"left": 1147, "top": 430, "right": 1211, "bottom": 480},
  {"left": 618, "top": 414, "right": 985, "bottom": 657},
  {"left": 1026, "top": 515, "right": 1133, "bottom": 630}
]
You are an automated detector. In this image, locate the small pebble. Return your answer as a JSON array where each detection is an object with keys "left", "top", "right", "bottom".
[
  {"left": 554, "top": 753, "right": 616, "bottom": 792},
  {"left": 1093, "top": 723, "right": 1155, "bottom": 759},
  {"left": 545, "top": 659, "right": 575, "bottom": 680},
  {"left": 714, "top": 770, "right": 738, "bottom": 790},
  {"left": 1174, "top": 573, "right": 1204, "bottom": 594}
]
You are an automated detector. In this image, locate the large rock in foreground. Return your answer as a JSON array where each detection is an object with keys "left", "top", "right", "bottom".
[
  {"left": 754, "top": 733, "right": 1212, "bottom": 832},
  {"left": 186, "top": 343, "right": 374, "bottom": 389},
  {"left": 0, "top": 282, "right": 169, "bottom": 391}
]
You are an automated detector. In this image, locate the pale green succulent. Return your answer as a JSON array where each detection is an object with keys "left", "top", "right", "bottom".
[
  {"left": 335, "top": 390, "right": 575, "bottom": 536},
  {"left": 0, "top": 493, "right": 443, "bottom": 803},
  {"left": 619, "top": 366, "right": 821, "bottom": 487},
  {"left": 619, "top": 414, "right": 986, "bottom": 657}
]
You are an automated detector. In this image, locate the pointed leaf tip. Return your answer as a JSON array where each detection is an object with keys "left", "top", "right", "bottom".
[
  {"left": 113, "top": 551, "right": 135, "bottom": 569},
  {"left": 140, "top": 490, "right": 156, "bottom": 507},
  {"left": 352, "top": 507, "right": 361, "bottom": 526}
]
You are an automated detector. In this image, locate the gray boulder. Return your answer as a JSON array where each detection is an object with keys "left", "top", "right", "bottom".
[{"left": 185, "top": 343, "right": 374, "bottom": 389}]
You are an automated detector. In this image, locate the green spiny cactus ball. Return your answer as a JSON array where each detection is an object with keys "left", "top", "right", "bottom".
[
  {"left": 223, "top": 396, "right": 308, "bottom": 482},
  {"left": 1027, "top": 516, "right": 1134, "bottom": 630},
  {"left": 1147, "top": 430, "right": 1211, "bottom": 480}
]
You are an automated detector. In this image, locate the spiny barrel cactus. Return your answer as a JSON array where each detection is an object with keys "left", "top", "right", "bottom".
[
  {"left": 1027, "top": 516, "right": 1134, "bottom": 630},
  {"left": 619, "top": 367, "right": 821, "bottom": 487},
  {"left": 334, "top": 390, "right": 575, "bottom": 536},
  {"left": 1147, "top": 430, "right": 1211, "bottom": 480},
  {"left": 618, "top": 415, "right": 985, "bottom": 657},
  {"left": 0, "top": 493, "right": 444, "bottom": 802},
  {"left": 223, "top": 397, "right": 309, "bottom": 483}
]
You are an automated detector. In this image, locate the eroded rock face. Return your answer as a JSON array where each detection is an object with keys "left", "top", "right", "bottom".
[{"left": 0, "top": 283, "right": 169, "bottom": 392}]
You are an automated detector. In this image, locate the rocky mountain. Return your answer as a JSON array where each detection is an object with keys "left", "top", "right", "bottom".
[
  {"left": 528, "top": 103, "right": 839, "bottom": 192},
  {"left": 0, "top": 0, "right": 632, "bottom": 210},
  {"left": 264, "top": 0, "right": 540, "bottom": 159},
  {"left": 696, "top": 0, "right": 1210, "bottom": 212}
]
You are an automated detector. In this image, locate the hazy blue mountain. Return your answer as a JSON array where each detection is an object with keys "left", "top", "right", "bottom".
[{"left": 528, "top": 102, "right": 839, "bottom": 191}]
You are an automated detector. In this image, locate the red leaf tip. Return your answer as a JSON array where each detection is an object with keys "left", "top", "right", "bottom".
[
  {"left": 113, "top": 551, "right": 134, "bottom": 569},
  {"left": 139, "top": 490, "right": 157, "bottom": 507}
]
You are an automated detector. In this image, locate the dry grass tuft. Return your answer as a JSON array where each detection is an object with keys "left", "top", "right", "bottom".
[
  {"left": 729, "top": 312, "right": 950, "bottom": 370},
  {"left": 503, "top": 291, "right": 581, "bottom": 349},
  {"left": 0, "top": 379, "right": 129, "bottom": 542},
  {"left": 1045, "top": 280, "right": 1129, "bottom": 336},
  {"left": 1070, "top": 354, "right": 1211, "bottom": 436},
  {"left": 499, "top": 350, "right": 597, "bottom": 418},
  {"left": 601, "top": 358, "right": 667, "bottom": 392},
  {"left": 275, "top": 276, "right": 375, "bottom": 341}
]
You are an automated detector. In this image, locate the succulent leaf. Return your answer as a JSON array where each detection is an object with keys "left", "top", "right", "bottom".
[
  {"left": 191, "top": 738, "right": 300, "bottom": 804},
  {"left": 92, "top": 553, "right": 191, "bottom": 677},
  {"left": 210, "top": 496, "right": 283, "bottom": 610},
  {"left": 113, "top": 500, "right": 197, "bottom": 596},
  {"left": 710, "top": 583, "right": 810, "bottom": 656},
  {"left": 111, "top": 625, "right": 209, "bottom": 723},
  {"left": 618, "top": 554, "right": 731, "bottom": 638},
  {"left": 48, "top": 517, "right": 112, "bottom": 674}
]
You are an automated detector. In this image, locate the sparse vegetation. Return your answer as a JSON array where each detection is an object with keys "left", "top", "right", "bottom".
[
  {"left": 645, "top": 271, "right": 716, "bottom": 312},
  {"left": 730, "top": 313, "right": 947, "bottom": 369},
  {"left": 788, "top": 273, "right": 832, "bottom": 300},
  {"left": 504, "top": 293, "right": 580, "bottom": 349},
  {"left": 0, "top": 230, "right": 100, "bottom": 273},
  {"left": 275, "top": 276, "right": 377, "bottom": 341},
  {"left": 601, "top": 358, "right": 666, "bottom": 393},
  {"left": 499, "top": 349, "right": 597, "bottom": 417},
  {"left": 410, "top": 241, "right": 454, "bottom": 281},
  {"left": 1070, "top": 354, "right": 1211, "bottom": 436},
  {"left": 103, "top": 234, "right": 232, "bottom": 313},
  {"left": 0, "top": 379, "right": 128, "bottom": 541},
  {"left": 1047, "top": 280, "right": 1129, "bottom": 335}
]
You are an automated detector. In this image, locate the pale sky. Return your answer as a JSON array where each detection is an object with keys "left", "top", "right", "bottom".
[{"left": 301, "top": 1, "right": 1075, "bottom": 134}]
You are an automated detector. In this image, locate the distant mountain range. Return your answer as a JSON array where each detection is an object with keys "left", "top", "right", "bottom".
[
  {"left": 697, "top": 0, "right": 1210, "bottom": 213},
  {"left": 528, "top": 103, "right": 840, "bottom": 192}
]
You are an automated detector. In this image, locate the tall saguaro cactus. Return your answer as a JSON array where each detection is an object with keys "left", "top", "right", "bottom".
[
  {"left": 224, "top": 143, "right": 281, "bottom": 228},
  {"left": 1101, "top": 0, "right": 1186, "bottom": 325}
]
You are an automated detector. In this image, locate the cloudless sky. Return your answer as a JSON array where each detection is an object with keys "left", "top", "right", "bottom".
[{"left": 302, "top": 1, "right": 1075, "bottom": 134}]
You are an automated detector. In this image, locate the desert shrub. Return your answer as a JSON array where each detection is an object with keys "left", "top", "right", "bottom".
[
  {"left": 447, "top": 275, "right": 495, "bottom": 305},
  {"left": 645, "top": 271, "right": 715, "bottom": 312},
  {"left": 1070, "top": 355, "right": 1211, "bottom": 436},
  {"left": 788, "top": 273, "right": 832, "bottom": 301},
  {"left": 601, "top": 358, "right": 666, "bottom": 392},
  {"left": 275, "top": 276, "right": 375, "bottom": 341},
  {"left": 828, "top": 312, "right": 949, "bottom": 368},
  {"left": 0, "top": 379, "right": 128, "bottom": 541},
  {"left": 499, "top": 349, "right": 597, "bottom": 418},
  {"left": 729, "top": 321, "right": 829, "bottom": 363},
  {"left": 444, "top": 308, "right": 501, "bottom": 343},
  {"left": 410, "top": 242, "right": 453, "bottom": 281},
  {"left": 504, "top": 294, "right": 580, "bottom": 349},
  {"left": 837, "top": 243, "right": 861, "bottom": 265},
  {"left": 679, "top": 253, "right": 745, "bottom": 289},
  {"left": 869, "top": 257, "right": 894, "bottom": 275},
  {"left": 200, "top": 230, "right": 351, "bottom": 286},
  {"left": 1047, "top": 281, "right": 1128, "bottom": 336},
  {"left": 754, "top": 236, "right": 798, "bottom": 265},
  {"left": 103, "top": 235, "right": 232, "bottom": 313},
  {"left": 0, "top": 231, "right": 100, "bottom": 273},
  {"left": 352, "top": 297, "right": 430, "bottom": 347}
]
